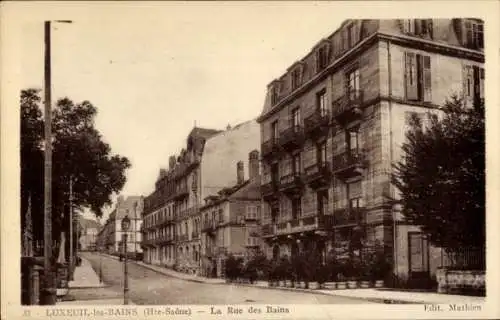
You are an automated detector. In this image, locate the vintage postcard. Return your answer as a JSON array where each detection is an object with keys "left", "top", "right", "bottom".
[{"left": 1, "top": 1, "right": 499, "bottom": 319}]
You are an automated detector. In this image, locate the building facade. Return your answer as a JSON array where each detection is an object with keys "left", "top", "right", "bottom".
[
  {"left": 257, "top": 19, "right": 484, "bottom": 287},
  {"left": 200, "top": 151, "right": 262, "bottom": 278},
  {"left": 97, "top": 196, "right": 144, "bottom": 255},
  {"left": 78, "top": 218, "right": 102, "bottom": 251},
  {"left": 142, "top": 121, "right": 261, "bottom": 274}
]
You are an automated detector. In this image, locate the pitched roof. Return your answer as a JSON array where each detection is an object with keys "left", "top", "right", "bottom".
[
  {"left": 188, "top": 127, "right": 222, "bottom": 141},
  {"left": 201, "top": 176, "right": 261, "bottom": 210}
]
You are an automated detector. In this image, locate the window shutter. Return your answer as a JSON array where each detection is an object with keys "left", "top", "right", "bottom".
[
  {"left": 477, "top": 23, "right": 484, "bottom": 49},
  {"left": 353, "top": 23, "right": 360, "bottom": 44},
  {"left": 422, "top": 55, "right": 432, "bottom": 102},
  {"left": 414, "top": 20, "right": 422, "bottom": 35},
  {"left": 342, "top": 29, "right": 348, "bottom": 52},
  {"left": 405, "top": 52, "right": 418, "bottom": 100},
  {"left": 426, "top": 19, "right": 433, "bottom": 38},
  {"left": 400, "top": 19, "right": 409, "bottom": 33},
  {"left": 465, "top": 21, "right": 473, "bottom": 48},
  {"left": 462, "top": 65, "right": 474, "bottom": 107},
  {"left": 479, "top": 68, "right": 485, "bottom": 101}
]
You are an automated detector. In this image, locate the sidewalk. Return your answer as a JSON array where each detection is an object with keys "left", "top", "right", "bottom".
[
  {"left": 59, "top": 256, "right": 134, "bottom": 305},
  {"left": 100, "top": 253, "right": 485, "bottom": 305}
]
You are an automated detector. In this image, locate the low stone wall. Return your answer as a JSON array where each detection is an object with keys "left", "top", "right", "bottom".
[{"left": 436, "top": 268, "right": 485, "bottom": 295}]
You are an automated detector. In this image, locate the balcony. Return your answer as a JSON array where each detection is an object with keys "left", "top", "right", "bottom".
[
  {"left": 304, "top": 110, "right": 331, "bottom": 139},
  {"left": 275, "top": 214, "right": 334, "bottom": 236},
  {"left": 261, "top": 138, "right": 281, "bottom": 161},
  {"left": 279, "top": 173, "right": 303, "bottom": 196},
  {"left": 177, "top": 234, "right": 189, "bottom": 242},
  {"left": 261, "top": 180, "right": 279, "bottom": 201},
  {"left": 245, "top": 238, "right": 260, "bottom": 247},
  {"left": 158, "top": 216, "right": 175, "bottom": 227},
  {"left": 142, "top": 238, "right": 155, "bottom": 247},
  {"left": 202, "top": 221, "right": 216, "bottom": 235},
  {"left": 279, "top": 125, "right": 305, "bottom": 151},
  {"left": 304, "top": 161, "right": 332, "bottom": 189},
  {"left": 156, "top": 235, "right": 175, "bottom": 245},
  {"left": 173, "top": 184, "right": 189, "bottom": 200},
  {"left": 332, "top": 149, "right": 367, "bottom": 179},
  {"left": 332, "top": 90, "right": 364, "bottom": 125},
  {"left": 191, "top": 231, "right": 200, "bottom": 240},
  {"left": 261, "top": 224, "right": 276, "bottom": 238},
  {"left": 333, "top": 207, "right": 365, "bottom": 227}
]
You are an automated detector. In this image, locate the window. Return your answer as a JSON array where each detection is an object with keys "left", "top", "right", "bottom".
[
  {"left": 271, "top": 205, "right": 279, "bottom": 223},
  {"left": 291, "top": 68, "right": 301, "bottom": 90},
  {"left": 271, "top": 121, "right": 279, "bottom": 143},
  {"left": 291, "top": 108, "right": 301, "bottom": 128},
  {"left": 464, "top": 20, "right": 484, "bottom": 50},
  {"left": 403, "top": 19, "right": 433, "bottom": 38},
  {"left": 405, "top": 52, "right": 432, "bottom": 102},
  {"left": 317, "top": 90, "right": 327, "bottom": 116},
  {"left": 346, "top": 129, "right": 360, "bottom": 154},
  {"left": 292, "top": 153, "right": 301, "bottom": 175},
  {"left": 316, "top": 45, "right": 329, "bottom": 71},
  {"left": 271, "top": 85, "right": 279, "bottom": 105},
  {"left": 348, "top": 181, "right": 363, "bottom": 205},
  {"left": 346, "top": 69, "right": 360, "bottom": 99},
  {"left": 463, "top": 65, "right": 485, "bottom": 107},
  {"left": 292, "top": 198, "right": 302, "bottom": 219},
  {"left": 246, "top": 205, "right": 259, "bottom": 220},
  {"left": 317, "top": 141, "right": 327, "bottom": 165},
  {"left": 317, "top": 191, "right": 328, "bottom": 216},
  {"left": 218, "top": 209, "right": 224, "bottom": 223}
]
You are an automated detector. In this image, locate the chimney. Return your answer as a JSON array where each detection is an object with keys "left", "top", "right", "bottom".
[
  {"left": 169, "top": 156, "right": 176, "bottom": 170},
  {"left": 236, "top": 161, "right": 244, "bottom": 184},
  {"left": 249, "top": 150, "right": 260, "bottom": 180}
]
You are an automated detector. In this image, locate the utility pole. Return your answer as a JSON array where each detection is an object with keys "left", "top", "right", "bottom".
[
  {"left": 41, "top": 20, "right": 55, "bottom": 305},
  {"left": 69, "top": 176, "right": 73, "bottom": 280},
  {"left": 40, "top": 19, "right": 72, "bottom": 306}
]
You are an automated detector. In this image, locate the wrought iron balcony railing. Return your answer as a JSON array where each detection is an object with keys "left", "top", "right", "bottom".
[
  {"left": 279, "top": 172, "right": 303, "bottom": 195},
  {"left": 303, "top": 161, "right": 332, "bottom": 188},
  {"left": 279, "top": 125, "right": 305, "bottom": 151},
  {"left": 333, "top": 207, "right": 365, "bottom": 226},
  {"left": 332, "top": 90, "right": 364, "bottom": 124},
  {"left": 332, "top": 149, "right": 367, "bottom": 179},
  {"left": 304, "top": 109, "right": 331, "bottom": 139},
  {"left": 261, "top": 137, "right": 281, "bottom": 160}
]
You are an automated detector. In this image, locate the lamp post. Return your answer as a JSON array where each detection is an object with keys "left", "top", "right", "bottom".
[
  {"left": 41, "top": 19, "right": 72, "bottom": 306},
  {"left": 121, "top": 215, "right": 131, "bottom": 305},
  {"left": 98, "top": 218, "right": 103, "bottom": 284}
]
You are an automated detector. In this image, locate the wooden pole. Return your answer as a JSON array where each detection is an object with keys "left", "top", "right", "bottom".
[{"left": 41, "top": 20, "right": 56, "bottom": 305}]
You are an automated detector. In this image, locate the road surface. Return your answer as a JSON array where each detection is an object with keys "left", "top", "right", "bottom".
[{"left": 81, "top": 252, "right": 373, "bottom": 305}]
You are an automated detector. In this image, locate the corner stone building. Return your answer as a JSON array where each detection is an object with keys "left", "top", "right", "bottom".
[{"left": 258, "top": 19, "right": 483, "bottom": 287}]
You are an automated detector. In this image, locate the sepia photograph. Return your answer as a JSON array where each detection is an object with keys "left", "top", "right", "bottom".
[{"left": 2, "top": 1, "right": 499, "bottom": 319}]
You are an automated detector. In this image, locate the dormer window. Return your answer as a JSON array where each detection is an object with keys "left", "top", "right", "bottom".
[
  {"left": 402, "top": 19, "right": 433, "bottom": 38},
  {"left": 464, "top": 20, "right": 484, "bottom": 50},
  {"left": 316, "top": 42, "right": 330, "bottom": 72},
  {"left": 271, "top": 84, "right": 280, "bottom": 105},
  {"left": 342, "top": 21, "right": 360, "bottom": 51},
  {"left": 291, "top": 68, "right": 302, "bottom": 91}
]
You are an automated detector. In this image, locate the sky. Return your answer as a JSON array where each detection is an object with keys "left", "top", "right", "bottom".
[
  {"left": 7, "top": 1, "right": 496, "bottom": 222},
  {"left": 16, "top": 3, "right": 347, "bottom": 221}
]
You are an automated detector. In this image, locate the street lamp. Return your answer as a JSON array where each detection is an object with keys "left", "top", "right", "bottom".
[
  {"left": 98, "top": 218, "right": 103, "bottom": 284},
  {"left": 41, "top": 19, "right": 72, "bottom": 306},
  {"left": 121, "top": 215, "right": 131, "bottom": 305}
]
